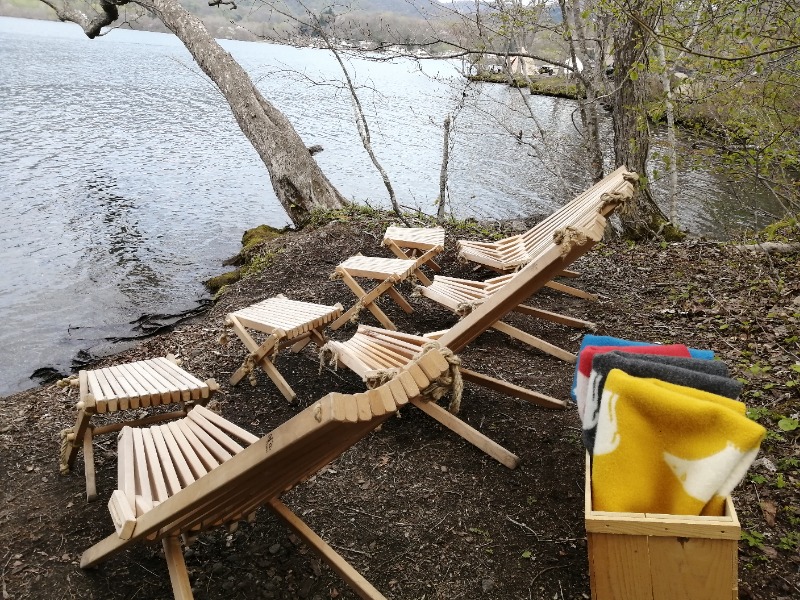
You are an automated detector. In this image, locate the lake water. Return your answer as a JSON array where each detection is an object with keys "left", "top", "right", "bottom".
[{"left": 0, "top": 16, "right": 783, "bottom": 396}]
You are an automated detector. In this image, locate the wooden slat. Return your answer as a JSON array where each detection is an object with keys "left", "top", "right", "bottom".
[{"left": 158, "top": 424, "right": 197, "bottom": 488}]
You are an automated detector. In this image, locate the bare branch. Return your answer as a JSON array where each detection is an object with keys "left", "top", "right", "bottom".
[{"left": 40, "top": 0, "right": 128, "bottom": 38}]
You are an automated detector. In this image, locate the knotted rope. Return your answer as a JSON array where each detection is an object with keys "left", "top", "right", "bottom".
[
  {"left": 455, "top": 300, "right": 482, "bottom": 317},
  {"left": 56, "top": 375, "right": 79, "bottom": 389},
  {"left": 58, "top": 428, "right": 76, "bottom": 474},
  {"left": 365, "top": 369, "right": 397, "bottom": 388},
  {"left": 553, "top": 226, "right": 589, "bottom": 257},
  {"left": 600, "top": 171, "right": 639, "bottom": 214},
  {"left": 415, "top": 343, "right": 464, "bottom": 414},
  {"left": 239, "top": 330, "right": 286, "bottom": 386},
  {"left": 622, "top": 171, "right": 639, "bottom": 184},
  {"left": 318, "top": 343, "right": 340, "bottom": 374}
]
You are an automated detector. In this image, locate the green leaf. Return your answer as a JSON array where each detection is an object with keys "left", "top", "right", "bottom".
[
  {"left": 778, "top": 417, "right": 799, "bottom": 432},
  {"left": 521, "top": 550, "right": 532, "bottom": 559}
]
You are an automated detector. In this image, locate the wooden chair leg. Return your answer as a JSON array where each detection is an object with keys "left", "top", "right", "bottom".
[
  {"left": 291, "top": 337, "right": 312, "bottom": 353},
  {"left": 459, "top": 368, "right": 567, "bottom": 409},
  {"left": 83, "top": 431, "right": 97, "bottom": 502},
  {"left": 545, "top": 280, "right": 598, "bottom": 301},
  {"left": 409, "top": 397, "right": 520, "bottom": 469},
  {"left": 333, "top": 272, "right": 397, "bottom": 331},
  {"left": 163, "top": 536, "right": 194, "bottom": 600},
  {"left": 513, "top": 304, "right": 596, "bottom": 330},
  {"left": 386, "top": 287, "right": 413, "bottom": 313},
  {"left": 259, "top": 358, "right": 297, "bottom": 402},
  {"left": 268, "top": 500, "right": 388, "bottom": 600},
  {"left": 227, "top": 316, "right": 279, "bottom": 386},
  {"left": 491, "top": 320, "right": 576, "bottom": 363}
]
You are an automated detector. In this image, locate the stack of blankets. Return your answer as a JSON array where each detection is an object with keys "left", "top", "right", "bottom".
[{"left": 573, "top": 335, "right": 765, "bottom": 517}]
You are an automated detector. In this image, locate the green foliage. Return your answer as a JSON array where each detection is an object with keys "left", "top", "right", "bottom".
[
  {"left": 741, "top": 529, "right": 765, "bottom": 549},
  {"left": 778, "top": 531, "right": 800, "bottom": 551}
]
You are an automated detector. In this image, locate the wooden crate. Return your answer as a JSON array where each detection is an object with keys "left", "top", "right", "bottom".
[{"left": 585, "top": 454, "right": 740, "bottom": 600}]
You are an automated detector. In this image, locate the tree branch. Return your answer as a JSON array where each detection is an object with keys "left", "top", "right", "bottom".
[{"left": 40, "top": 0, "right": 128, "bottom": 38}]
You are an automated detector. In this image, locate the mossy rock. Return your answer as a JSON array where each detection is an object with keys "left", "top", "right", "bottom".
[
  {"left": 205, "top": 269, "right": 241, "bottom": 293},
  {"left": 225, "top": 224, "right": 284, "bottom": 266},
  {"left": 242, "top": 224, "right": 282, "bottom": 251}
]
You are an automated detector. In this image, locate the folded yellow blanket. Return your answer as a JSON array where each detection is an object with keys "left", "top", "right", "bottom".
[{"left": 592, "top": 370, "right": 765, "bottom": 516}]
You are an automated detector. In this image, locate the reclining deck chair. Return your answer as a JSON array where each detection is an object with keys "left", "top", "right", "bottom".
[
  {"left": 382, "top": 225, "right": 446, "bottom": 272},
  {"left": 321, "top": 172, "right": 637, "bottom": 468},
  {"left": 79, "top": 348, "right": 453, "bottom": 600},
  {"left": 457, "top": 167, "right": 637, "bottom": 294},
  {"left": 417, "top": 270, "right": 596, "bottom": 364},
  {"left": 224, "top": 295, "right": 343, "bottom": 402},
  {"left": 59, "top": 356, "right": 219, "bottom": 501},
  {"left": 329, "top": 245, "right": 443, "bottom": 331}
]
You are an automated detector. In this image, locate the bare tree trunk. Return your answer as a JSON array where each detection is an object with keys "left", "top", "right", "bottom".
[
  {"left": 612, "top": 2, "right": 669, "bottom": 237},
  {"left": 38, "top": 0, "right": 348, "bottom": 226},
  {"left": 564, "top": 0, "right": 605, "bottom": 183},
  {"left": 316, "top": 28, "right": 407, "bottom": 223},
  {"left": 437, "top": 115, "right": 452, "bottom": 223},
  {"left": 655, "top": 40, "right": 679, "bottom": 226}
]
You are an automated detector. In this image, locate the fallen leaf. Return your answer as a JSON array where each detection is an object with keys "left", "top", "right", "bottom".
[{"left": 760, "top": 500, "right": 778, "bottom": 527}]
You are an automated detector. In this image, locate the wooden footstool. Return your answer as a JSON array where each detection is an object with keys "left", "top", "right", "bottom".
[
  {"left": 225, "top": 295, "right": 342, "bottom": 400},
  {"left": 382, "top": 225, "right": 445, "bottom": 272},
  {"left": 59, "top": 355, "right": 218, "bottom": 501}
]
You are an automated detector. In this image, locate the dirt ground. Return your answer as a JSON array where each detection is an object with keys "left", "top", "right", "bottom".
[{"left": 1, "top": 213, "right": 798, "bottom": 600}]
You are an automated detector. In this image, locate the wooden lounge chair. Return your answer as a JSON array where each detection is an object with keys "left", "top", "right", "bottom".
[
  {"left": 329, "top": 246, "right": 442, "bottom": 331},
  {"left": 224, "top": 295, "right": 343, "bottom": 401},
  {"left": 59, "top": 356, "right": 219, "bottom": 501},
  {"left": 79, "top": 348, "right": 454, "bottom": 600},
  {"left": 416, "top": 271, "right": 597, "bottom": 364},
  {"left": 382, "top": 225, "right": 446, "bottom": 272},
  {"left": 457, "top": 166, "right": 637, "bottom": 277},
  {"left": 321, "top": 172, "right": 638, "bottom": 468}
]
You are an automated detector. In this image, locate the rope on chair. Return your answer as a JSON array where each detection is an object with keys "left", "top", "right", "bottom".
[
  {"left": 623, "top": 171, "right": 640, "bottom": 184},
  {"left": 416, "top": 343, "right": 464, "bottom": 415},
  {"left": 239, "top": 330, "right": 286, "bottom": 386},
  {"left": 553, "top": 226, "right": 589, "bottom": 258},
  {"left": 318, "top": 343, "right": 340, "bottom": 374},
  {"left": 59, "top": 428, "right": 77, "bottom": 474},
  {"left": 455, "top": 300, "right": 482, "bottom": 317},
  {"left": 365, "top": 370, "right": 397, "bottom": 388},
  {"left": 56, "top": 375, "right": 79, "bottom": 389}
]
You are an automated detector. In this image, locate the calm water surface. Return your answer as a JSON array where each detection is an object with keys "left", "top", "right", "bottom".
[{"left": 0, "top": 16, "right": 783, "bottom": 395}]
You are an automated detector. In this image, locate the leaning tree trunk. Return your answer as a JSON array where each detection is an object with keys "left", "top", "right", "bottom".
[
  {"left": 612, "top": 3, "right": 669, "bottom": 238},
  {"left": 39, "top": 0, "right": 348, "bottom": 226}
]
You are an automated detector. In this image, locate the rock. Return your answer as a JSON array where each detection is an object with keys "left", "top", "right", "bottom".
[
  {"left": 482, "top": 578, "right": 495, "bottom": 593},
  {"left": 211, "top": 562, "right": 225, "bottom": 575},
  {"left": 269, "top": 543, "right": 282, "bottom": 554},
  {"left": 298, "top": 577, "right": 314, "bottom": 598}
]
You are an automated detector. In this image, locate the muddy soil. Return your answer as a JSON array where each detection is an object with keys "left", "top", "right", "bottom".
[{"left": 1, "top": 215, "right": 798, "bottom": 600}]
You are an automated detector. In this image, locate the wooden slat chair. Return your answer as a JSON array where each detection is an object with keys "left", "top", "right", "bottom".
[
  {"left": 224, "top": 295, "right": 343, "bottom": 402},
  {"left": 79, "top": 348, "right": 454, "bottom": 600},
  {"left": 59, "top": 356, "right": 219, "bottom": 501},
  {"left": 320, "top": 174, "right": 637, "bottom": 469},
  {"left": 417, "top": 271, "right": 597, "bottom": 364},
  {"left": 329, "top": 246, "right": 442, "bottom": 331},
  {"left": 381, "top": 225, "right": 446, "bottom": 272},
  {"left": 457, "top": 167, "right": 637, "bottom": 293}
]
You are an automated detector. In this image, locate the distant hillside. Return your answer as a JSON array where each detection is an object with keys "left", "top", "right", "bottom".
[{"left": 177, "top": 0, "right": 469, "bottom": 19}]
